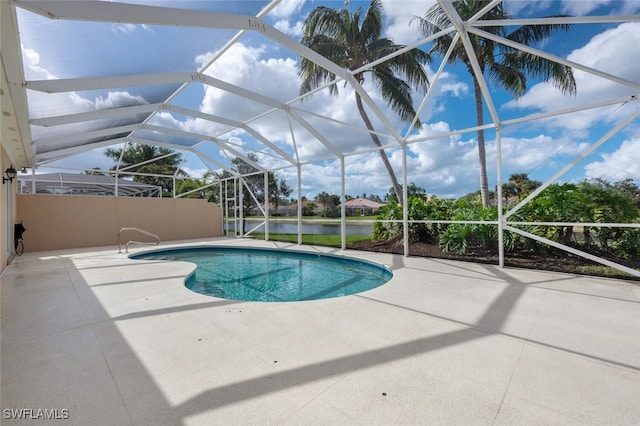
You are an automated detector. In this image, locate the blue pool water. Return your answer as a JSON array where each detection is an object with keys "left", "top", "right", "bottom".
[{"left": 130, "top": 247, "right": 392, "bottom": 302}]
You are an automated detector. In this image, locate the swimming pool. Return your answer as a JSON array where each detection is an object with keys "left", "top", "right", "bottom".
[{"left": 130, "top": 246, "right": 393, "bottom": 302}]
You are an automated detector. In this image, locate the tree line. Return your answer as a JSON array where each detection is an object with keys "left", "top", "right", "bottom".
[{"left": 373, "top": 174, "right": 640, "bottom": 262}]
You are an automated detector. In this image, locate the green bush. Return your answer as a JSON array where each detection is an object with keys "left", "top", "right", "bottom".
[
  {"left": 613, "top": 229, "right": 640, "bottom": 260},
  {"left": 371, "top": 180, "right": 640, "bottom": 261},
  {"left": 322, "top": 204, "right": 341, "bottom": 218}
]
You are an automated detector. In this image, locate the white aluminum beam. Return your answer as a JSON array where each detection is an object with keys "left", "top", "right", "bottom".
[
  {"left": 472, "top": 15, "right": 640, "bottom": 27},
  {"left": 405, "top": 32, "right": 461, "bottom": 140},
  {"left": 1, "top": 0, "right": 34, "bottom": 167},
  {"left": 16, "top": 0, "right": 257, "bottom": 30},
  {"left": 34, "top": 124, "right": 139, "bottom": 150},
  {"left": 26, "top": 72, "right": 193, "bottom": 93},
  {"left": 188, "top": 149, "right": 238, "bottom": 177},
  {"left": 287, "top": 109, "right": 343, "bottom": 158},
  {"left": 438, "top": 1, "right": 501, "bottom": 127},
  {"left": 35, "top": 137, "right": 128, "bottom": 162},
  {"left": 19, "top": 0, "right": 407, "bottom": 148},
  {"left": 505, "top": 110, "right": 640, "bottom": 219},
  {"left": 30, "top": 103, "right": 163, "bottom": 127},
  {"left": 140, "top": 124, "right": 264, "bottom": 171},
  {"left": 468, "top": 27, "right": 640, "bottom": 91}
]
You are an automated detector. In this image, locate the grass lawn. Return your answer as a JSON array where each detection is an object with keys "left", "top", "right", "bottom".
[{"left": 251, "top": 233, "right": 371, "bottom": 247}]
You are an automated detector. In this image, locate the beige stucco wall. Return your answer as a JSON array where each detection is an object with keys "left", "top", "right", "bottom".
[{"left": 16, "top": 194, "right": 223, "bottom": 252}]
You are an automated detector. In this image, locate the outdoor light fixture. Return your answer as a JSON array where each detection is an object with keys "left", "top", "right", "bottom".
[{"left": 3, "top": 166, "right": 17, "bottom": 184}]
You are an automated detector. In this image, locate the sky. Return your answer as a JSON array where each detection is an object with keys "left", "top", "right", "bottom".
[{"left": 15, "top": 0, "right": 640, "bottom": 200}]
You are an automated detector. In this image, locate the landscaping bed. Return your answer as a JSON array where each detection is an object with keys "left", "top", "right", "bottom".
[{"left": 347, "top": 238, "right": 640, "bottom": 281}]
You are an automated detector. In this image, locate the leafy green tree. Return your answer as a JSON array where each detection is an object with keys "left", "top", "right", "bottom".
[
  {"left": 438, "top": 200, "right": 498, "bottom": 254},
  {"left": 219, "top": 153, "right": 264, "bottom": 218},
  {"left": 315, "top": 191, "right": 341, "bottom": 217},
  {"left": 587, "top": 178, "right": 640, "bottom": 209},
  {"left": 576, "top": 180, "right": 639, "bottom": 249},
  {"left": 414, "top": 1, "right": 576, "bottom": 207},
  {"left": 274, "top": 179, "right": 293, "bottom": 212},
  {"left": 323, "top": 204, "right": 341, "bottom": 218},
  {"left": 516, "top": 182, "right": 639, "bottom": 249},
  {"left": 502, "top": 173, "right": 541, "bottom": 203},
  {"left": 176, "top": 178, "right": 208, "bottom": 199},
  {"left": 373, "top": 196, "right": 430, "bottom": 242},
  {"left": 315, "top": 191, "right": 339, "bottom": 206},
  {"left": 302, "top": 202, "right": 317, "bottom": 216},
  {"left": 299, "top": 0, "right": 430, "bottom": 204},
  {"left": 105, "top": 144, "right": 186, "bottom": 196},
  {"left": 218, "top": 153, "right": 292, "bottom": 222},
  {"left": 368, "top": 194, "right": 384, "bottom": 203},
  {"left": 385, "top": 182, "right": 427, "bottom": 203}
]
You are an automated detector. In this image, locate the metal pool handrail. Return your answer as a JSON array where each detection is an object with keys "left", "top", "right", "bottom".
[{"left": 118, "top": 227, "right": 160, "bottom": 253}]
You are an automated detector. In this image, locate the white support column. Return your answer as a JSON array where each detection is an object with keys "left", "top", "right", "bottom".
[
  {"left": 224, "top": 180, "right": 229, "bottom": 237},
  {"left": 264, "top": 171, "right": 269, "bottom": 241},
  {"left": 30, "top": 168, "right": 35, "bottom": 194},
  {"left": 496, "top": 126, "right": 504, "bottom": 267},
  {"left": 172, "top": 177, "right": 176, "bottom": 198},
  {"left": 340, "top": 157, "right": 346, "bottom": 251},
  {"left": 239, "top": 177, "right": 244, "bottom": 237},
  {"left": 402, "top": 145, "right": 409, "bottom": 257},
  {"left": 297, "top": 164, "right": 302, "bottom": 245}
]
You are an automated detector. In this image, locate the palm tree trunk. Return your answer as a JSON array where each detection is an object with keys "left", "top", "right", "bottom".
[
  {"left": 473, "top": 77, "right": 490, "bottom": 208},
  {"left": 355, "top": 92, "right": 404, "bottom": 205}
]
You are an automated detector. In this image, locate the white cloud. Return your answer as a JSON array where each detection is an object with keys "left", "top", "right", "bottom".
[
  {"left": 381, "top": 0, "right": 436, "bottom": 45},
  {"left": 584, "top": 137, "right": 640, "bottom": 181},
  {"left": 95, "top": 91, "right": 147, "bottom": 110},
  {"left": 504, "top": 0, "right": 554, "bottom": 16},
  {"left": 270, "top": 0, "right": 306, "bottom": 19},
  {"left": 182, "top": 36, "right": 474, "bottom": 196},
  {"left": 505, "top": 0, "right": 640, "bottom": 16},
  {"left": 505, "top": 22, "right": 640, "bottom": 131},
  {"left": 560, "top": 0, "right": 640, "bottom": 15},
  {"left": 22, "top": 44, "right": 56, "bottom": 81},
  {"left": 113, "top": 23, "right": 137, "bottom": 34},
  {"left": 111, "top": 23, "right": 152, "bottom": 34},
  {"left": 190, "top": 43, "right": 301, "bottom": 142},
  {"left": 269, "top": 0, "right": 305, "bottom": 37},
  {"left": 21, "top": 1, "right": 639, "bottom": 199},
  {"left": 274, "top": 19, "right": 303, "bottom": 37}
]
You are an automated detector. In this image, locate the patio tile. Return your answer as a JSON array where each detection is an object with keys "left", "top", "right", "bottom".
[
  {"left": 527, "top": 288, "right": 640, "bottom": 369},
  {"left": 2, "top": 240, "right": 638, "bottom": 425},
  {"left": 504, "top": 344, "right": 640, "bottom": 425},
  {"left": 385, "top": 317, "right": 526, "bottom": 389},
  {"left": 313, "top": 350, "right": 504, "bottom": 425},
  {"left": 280, "top": 397, "right": 352, "bottom": 425},
  {"left": 493, "top": 396, "right": 583, "bottom": 426},
  {"left": 0, "top": 296, "right": 89, "bottom": 344},
  {"left": 0, "top": 326, "right": 125, "bottom": 423},
  {"left": 125, "top": 351, "right": 316, "bottom": 425}
]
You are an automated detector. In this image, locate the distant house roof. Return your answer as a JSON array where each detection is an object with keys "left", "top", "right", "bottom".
[
  {"left": 343, "top": 198, "right": 386, "bottom": 209},
  {"left": 17, "top": 172, "right": 162, "bottom": 197}
]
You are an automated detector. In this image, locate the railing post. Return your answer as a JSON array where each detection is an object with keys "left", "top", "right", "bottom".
[{"left": 118, "top": 227, "right": 160, "bottom": 253}]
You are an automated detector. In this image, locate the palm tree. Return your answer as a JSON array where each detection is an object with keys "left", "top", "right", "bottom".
[
  {"left": 414, "top": 1, "right": 576, "bottom": 207},
  {"left": 105, "top": 143, "right": 186, "bottom": 195},
  {"left": 299, "top": 0, "right": 430, "bottom": 204}
]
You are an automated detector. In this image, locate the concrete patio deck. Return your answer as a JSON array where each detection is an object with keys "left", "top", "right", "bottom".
[{"left": 1, "top": 238, "right": 639, "bottom": 425}]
